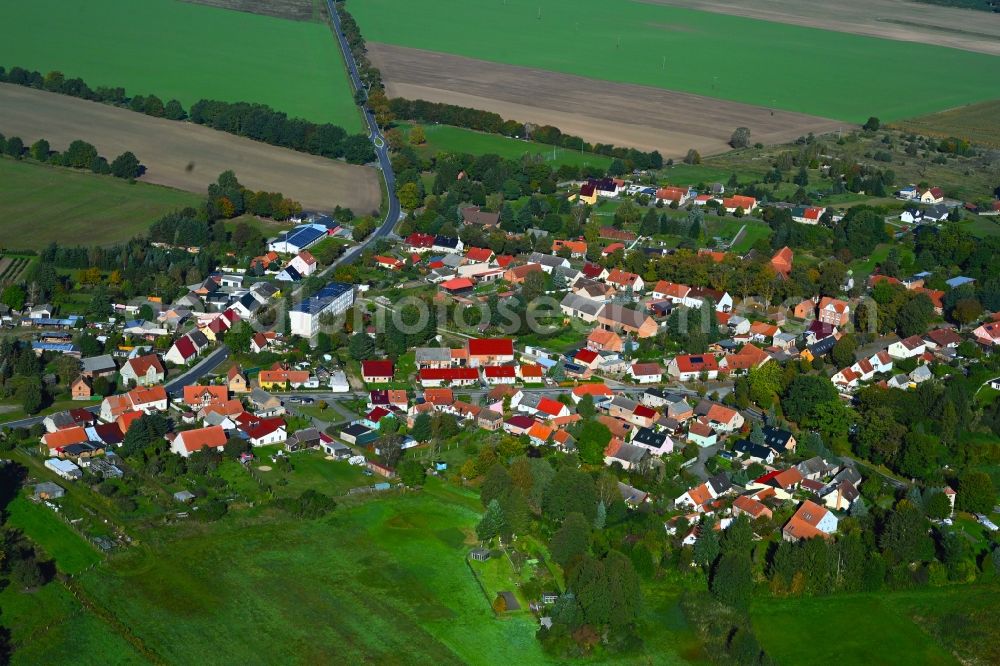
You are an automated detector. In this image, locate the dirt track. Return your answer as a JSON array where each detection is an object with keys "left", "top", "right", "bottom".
[
  {"left": 0, "top": 84, "right": 381, "bottom": 214},
  {"left": 643, "top": 0, "right": 1000, "bottom": 56},
  {"left": 369, "top": 44, "right": 848, "bottom": 158}
]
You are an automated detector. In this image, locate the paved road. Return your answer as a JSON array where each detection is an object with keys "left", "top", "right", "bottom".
[
  {"left": 1, "top": 345, "right": 230, "bottom": 431},
  {"left": 325, "top": 0, "right": 401, "bottom": 269}
]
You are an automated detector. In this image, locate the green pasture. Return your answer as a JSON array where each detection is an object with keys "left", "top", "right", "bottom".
[
  {"left": 0, "top": 0, "right": 362, "bottom": 130},
  {"left": 752, "top": 585, "right": 1000, "bottom": 666},
  {"left": 352, "top": 0, "right": 1000, "bottom": 122},
  {"left": 403, "top": 123, "right": 613, "bottom": 169},
  {"left": 6, "top": 495, "right": 102, "bottom": 574},
  {"left": 0, "top": 156, "right": 202, "bottom": 249}
]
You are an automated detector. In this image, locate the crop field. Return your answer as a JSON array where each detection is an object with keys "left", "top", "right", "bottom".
[
  {"left": 182, "top": 0, "right": 326, "bottom": 22},
  {"left": 0, "top": 85, "right": 382, "bottom": 216},
  {"left": 0, "top": 0, "right": 362, "bottom": 131},
  {"left": 0, "top": 156, "right": 203, "bottom": 250},
  {"left": 354, "top": 0, "right": 1000, "bottom": 124},
  {"left": 649, "top": 0, "right": 1000, "bottom": 56},
  {"left": 890, "top": 100, "right": 1000, "bottom": 148},
  {"left": 402, "top": 123, "right": 613, "bottom": 169},
  {"left": 0, "top": 254, "right": 33, "bottom": 284}
]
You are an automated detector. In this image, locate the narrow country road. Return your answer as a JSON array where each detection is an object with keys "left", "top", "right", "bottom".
[{"left": 325, "top": 0, "right": 401, "bottom": 268}]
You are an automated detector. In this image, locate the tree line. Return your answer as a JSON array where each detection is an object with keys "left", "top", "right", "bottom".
[
  {"left": 0, "top": 131, "right": 144, "bottom": 179},
  {"left": 0, "top": 65, "right": 375, "bottom": 164}
]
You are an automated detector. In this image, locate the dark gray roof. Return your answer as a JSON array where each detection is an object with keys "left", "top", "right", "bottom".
[
  {"left": 733, "top": 439, "right": 773, "bottom": 460},
  {"left": 632, "top": 427, "right": 667, "bottom": 448},
  {"left": 762, "top": 426, "right": 794, "bottom": 452}
]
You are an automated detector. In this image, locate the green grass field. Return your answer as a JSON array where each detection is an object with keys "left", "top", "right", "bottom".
[
  {"left": 6, "top": 495, "right": 102, "bottom": 574},
  {"left": 1, "top": 580, "right": 145, "bottom": 665},
  {"left": 752, "top": 585, "right": 1000, "bottom": 666},
  {"left": 403, "top": 123, "right": 613, "bottom": 169},
  {"left": 68, "top": 482, "right": 549, "bottom": 665},
  {"left": 0, "top": 157, "right": 203, "bottom": 249},
  {"left": 959, "top": 215, "right": 1000, "bottom": 238},
  {"left": 0, "top": 0, "right": 362, "bottom": 130},
  {"left": 352, "top": 0, "right": 1000, "bottom": 123}
]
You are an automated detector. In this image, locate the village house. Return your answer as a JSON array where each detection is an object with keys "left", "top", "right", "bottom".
[
  {"left": 227, "top": 366, "right": 250, "bottom": 394},
  {"left": 629, "top": 362, "right": 662, "bottom": 384},
  {"left": 587, "top": 328, "right": 624, "bottom": 352},
  {"left": 887, "top": 335, "right": 927, "bottom": 359},
  {"left": 503, "top": 263, "right": 544, "bottom": 284},
  {"left": 467, "top": 338, "right": 515, "bottom": 367},
  {"left": 257, "top": 364, "right": 310, "bottom": 390},
  {"left": 418, "top": 367, "right": 480, "bottom": 388},
  {"left": 667, "top": 354, "right": 719, "bottom": 381},
  {"left": 770, "top": 246, "right": 793, "bottom": 278},
  {"left": 817, "top": 297, "right": 850, "bottom": 326},
  {"left": 361, "top": 360, "right": 394, "bottom": 384},
  {"left": 71, "top": 376, "right": 93, "bottom": 400},
  {"left": 722, "top": 195, "right": 757, "bottom": 214},
  {"left": 596, "top": 304, "right": 658, "bottom": 339},
  {"left": 732, "top": 494, "right": 773, "bottom": 521},
  {"left": 783, "top": 500, "right": 839, "bottom": 542},
  {"left": 605, "top": 268, "right": 644, "bottom": 293},
  {"left": 120, "top": 354, "right": 165, "bottom": 387},
  {"left": 170, "top": 425, "right": 228, "bottom": 457}
]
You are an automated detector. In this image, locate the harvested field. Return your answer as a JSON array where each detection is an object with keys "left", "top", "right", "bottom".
[
  {"left": 889, "top": 100, "right": 1000, "bottom": 147},
  {"left": 370, "top": 44, "right": 847, "bottom": 158},
  {"left": 645, "top": 0, "right": 1000, "bottom": 56},
  {"left": 0, "top": 84, "right": 382, "bottom": 215},
  {"left": 181, "top": 0, "right": 325, "bottom": 21},
  {"left": 0, "top": 255, "right": 32, "bottom": 284}
]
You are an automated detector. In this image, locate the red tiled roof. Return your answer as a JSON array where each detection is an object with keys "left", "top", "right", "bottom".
[
  {"left": 468, "top": 338, "right": 514, "bottom": 357},
  {"left": 419, "top": 368, "right": 480, "bottom": 381},
  {"left": 127, "top": 354, "right": 164, "bottom": 377},
  {"left": 423, "top": 388, "right": 454, "bottom": 405},
  {"left": 176, "top": 425, "right": 227, "bottom": 453},
  {"left": 406, "top": 232, "right": 435, "bottom": 248},
  {"left": 484, "top": 365, "right": 516, "bottom": 377},
  {"left": 440, "top": 277, "right": 475, "bottom": 291},
  {"left": 673, "top": 354, "right": 719, "bottom": 373},
  {"left": 171, "top": 335, "right": 197, "bottom": 360},
  {"left": 362, "top": 360, "right": 394, "bottom": 379},
  {"left": 465, "top": 247, "right": 494, "bottom": 263},
  {"left": 536, "top": 397, "right": 566, "bottom": 417}
]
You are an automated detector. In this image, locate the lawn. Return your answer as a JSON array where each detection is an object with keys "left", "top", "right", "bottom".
[
  {"left": 351, "top": 0, "right": 1000, "bottom": 123},
  {"left": 6, "top": 495, "right": 102, "bottom": 574},
  {"left": 703, "top": 217, "right": 771, "bottom": 253},
  {"left": 0, "top": 0, "right": 362, "bottom": 130},
  {"left": 0, "top": 157, "right": 203, "bottom": 250},
  {"left": 849, "top": 243, "right": 915, "bottom": 281},
  {"left": 402, "top": 123, "right": 613, "bottom": 169},
  {"left": 752, "top": 585, "right": 1000, "bottom": 666},
  {"left": 959, "top": 215, "right": 1000, "bottom": 239}
]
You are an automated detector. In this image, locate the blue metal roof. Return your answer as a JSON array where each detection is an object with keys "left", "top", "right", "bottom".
[
  {"left": 277, "top": 225, "right": 326, "bottom": 250},
  {"left": 32, "top": 342, "right": 77, "bottom": 352},
  {"left": 291, "top": 283, "right": 354, "bottom": 315}
]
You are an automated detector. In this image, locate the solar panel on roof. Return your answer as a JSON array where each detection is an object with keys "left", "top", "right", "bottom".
[{"left": 690, "top": 356, "right": 703, "bottom": 363}]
